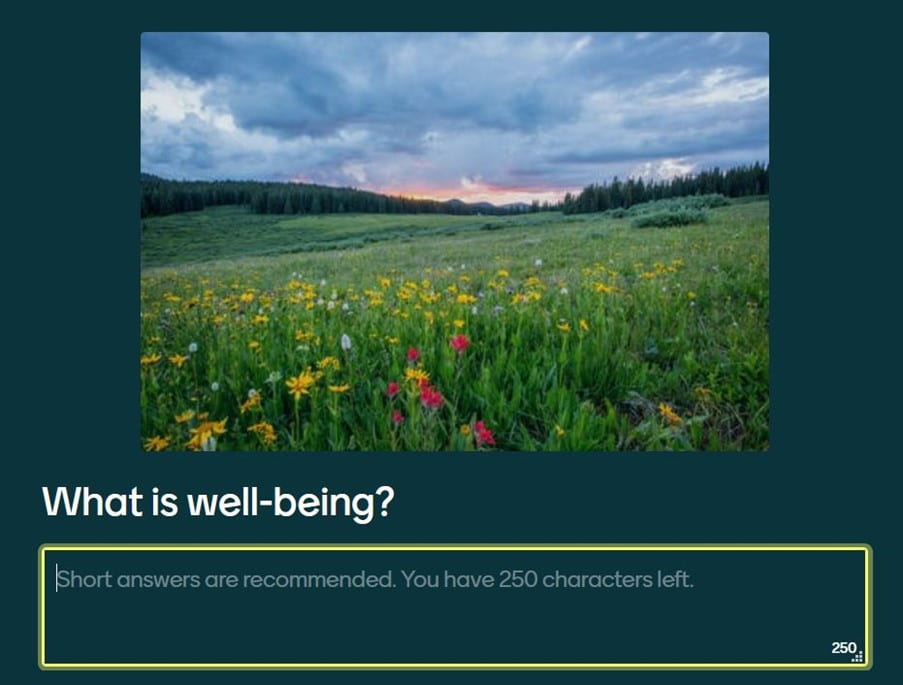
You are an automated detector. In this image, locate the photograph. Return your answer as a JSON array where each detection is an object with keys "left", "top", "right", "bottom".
[{"left": 139, "top": 31, "right": 769, "bottom": 452}]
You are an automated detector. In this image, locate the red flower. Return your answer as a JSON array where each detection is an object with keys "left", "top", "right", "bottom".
[
  {"left": 450, "top": 334, "right": 470, "bottom": 354},
  {"left": 419, "top": 385, "right": 444, "bottom": 410},
  {"left": 392, "top": 409, "right": 405, "bottom": 426},
  {"left": 387, "top": 381, "right": 399, "bottom": 398},
  {"left": 406, "top": 347, "right": 420, "bottom": 363},
  {"left": 474, "top": 420, "right": 495, "bottom": 447},
  {"left": 417, "top": 377, "right": 430, "bottom": 389}
]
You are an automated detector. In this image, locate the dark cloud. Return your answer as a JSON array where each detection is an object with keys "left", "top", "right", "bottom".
[{"left": 141, "top": 32, "right": 769, "bottom": 200}]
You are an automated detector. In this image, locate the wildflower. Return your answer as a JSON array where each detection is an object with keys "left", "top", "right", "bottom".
[
  {"left": 450, "top": 334, "right": 470, "bottom": 354},
  {"left": 265, "top": 371, "right": 282, "bottom": 385},
  {"left": 248, "top": 340, "right": 261, "bottom": 350},
  {"left": 186, "top": 418, "right": 228, "bottom": 451},
  {"left": 317, "top": 356, "right": 340, "bottom": 371},
  {"left": 471, "top": 306, "right": 479, "bottom": 315},
  {"left": 248, "top": 421, "right": 277, "bottom": 445},
  {"left": 560, "top": 287, "right": 569, "bottom": 295},
  {"left": 140, "top": 353, "right": 162, "bottom": 366},
  {"left": 456, "top": 293, "right": 477, "bottom": 305},
  {"left": 169, "top": 354, "right": 189, "bottom": 367},
  {"left": 387, "top": 381, "right": 400, "bottom": 398},
  {"left": 239, "top": 291, "right": 255, "bottom": 303},
  {"left": 453, "top": 319, "right": 465, "bottom": 328},
  {"left": 556, "top": 321, "right": 571, "bottom": 333},
  {"left": 240, "top": 390, "right": 262, "bottom": 413},
  {"left": 404, "top": 368, "right": 430, "bottom": 384},
  {"left": 252, "top": 314, "right": 269, "bottom": 325},
  {"left": 687, "top": 291, "right": 697, "bottom": 300},
  {"left": 579, "top": 319, "right": 590, "bottom": 332},
  {"left": 174, "top": 410, "right": 195, "bottom": 424},
  {"left": 286, "top": 369, "right": 318, "bottom": 400},
  {"left": 420, "top": 385, "right": 444, "bottom": 410},
  {"left": 658, "top": 402, "right": 682, "bottom": 426},
  {"left": 386, "top": 336, "right": 400, "bottom": 345},
  {"left": 555, "top": 425, "right": 566, "bottom": 438},
  {"left": 210, "top": 381, "right": 220, "bottom": 392},
  {"left": 342, "top": 302, "right": 350, "bottom": 311},
  {"left": 144, "top": 436, "right": 170, "bottom": 451},
  {"left": 392, "top": 409, "right": 405, "bottom": 426},
  {"left": 459, "top": 424, "right": 472, "bottom": 437},
  {"left": 474, "top": 420, "right": 495, "bottom": 446},
  {"left": 534, "top": 258, "right": 543, "bottom": 268},
  {"left": 188, "top": 342, "right": 198, "bottom": 353},
  {"left": 340, "top": 333, "right": 352, "bottom": 351},
  {"left": 496, "top": 269, "right": 509, "bottom": 278},
  {"left": 328, "top": 384, "right": 351, "bottom": 393},
  {"left": 406, "top": 347, "right": 420, "bottom": 363}
]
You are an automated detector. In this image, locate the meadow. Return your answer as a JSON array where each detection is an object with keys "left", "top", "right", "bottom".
[{"left": 140, "top": 198, "right": 769, "bottom": 451}]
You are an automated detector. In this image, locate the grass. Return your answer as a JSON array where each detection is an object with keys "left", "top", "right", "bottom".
[
  {"left": 141, "top": 207, "right": 574, "bottom": 268},
  {"left": 140, "top": 198, "right": 769, "bottom": 451}
]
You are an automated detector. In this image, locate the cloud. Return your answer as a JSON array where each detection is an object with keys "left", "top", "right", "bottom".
[{"left": 141, "top": 32, "right": 769, "bottom": 202}]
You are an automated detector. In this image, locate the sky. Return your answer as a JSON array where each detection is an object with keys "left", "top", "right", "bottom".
[{"left": 141, "top": 32, "right": 769, "bottom": 205}]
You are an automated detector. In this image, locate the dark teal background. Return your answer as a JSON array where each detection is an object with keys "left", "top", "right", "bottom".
[
  {"left": 44, "top": 549, "right": 865, "bottom": 665},
  {"left": 8, "top": 3, "right": 899, "bottom": 683}
]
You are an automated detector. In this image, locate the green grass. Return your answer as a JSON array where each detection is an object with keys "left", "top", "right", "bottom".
[
  {"left": 141, "top": 207, "right": 573, "bottom": 268},
  {"left": 141, "top": 198, "right": 769, "bottom": 452}
]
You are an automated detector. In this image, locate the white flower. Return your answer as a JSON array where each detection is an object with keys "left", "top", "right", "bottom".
[
  {"left": 471, "top": 306, "right": 479, "bottom": 315},
  {"left": 341, "top": 302, "right": 350, "bottom": 311},
  {"left": 316, "top": 298, "right": 325, "bottom": 306},
  {"left": 266, "top": 371, "right": 282, "bottom": 385},
  {"left": 560, "top": 287, "right": 569, "bottom": 295},
  {"left": 201, "top": 436, "right": 217, "bottom": 452},
  {"left": 534, "top": 258, "right": 543, "bottom": 268},
  {"left": 341, "top": 334, "right": 352, "bottom": 351},
  {"left": 188, "top": 342, "right": 198, "bottom": 353},
  {"left": 327, "top": 300, "right": 336, "bottom": 310},
  {"left": 320, "top": 279, "right": 327, "bottom": 286},
  {"left": 460, "top": 263, "right": 466, "bottom": 270},
  {"left": 331, "top": 291, "right": 338, "bottom": 300},
  {"left": 210, "top": 382, "right": 220, "bottom": 392},
  {"left": 248, "top": 388, "right": 259, "bottom": 399}
]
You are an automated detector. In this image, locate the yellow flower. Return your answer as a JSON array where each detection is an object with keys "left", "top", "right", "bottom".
[
  {"left": 404, "top": 367, "right": 430, "bottom": 384},
  {"left": 459, "top": 424, "right": 472, "bottom": 437},
  {"left": 295, "top": 330, "right": 316, "bottom": 342},
  {"left": 556, "top": 321, "right": 571, "bottom": 333},
  {"left": 240, "top": 391, "right": 262, "bottom": 413},
  {"left": 453, "top": 319, "right": 465, "bottom": 328},
  {"left": 168, "top": 354, "right": 189, "bottom": 367},
  {"left": 248, "top": 340, "right": 261, "bottom": 350},
  {"left": 496, "top": 269, "right": 509, "bottom": 278},
  {"left": 328, "top": 384, "right": 351, "bottom": 394},
  {"left": 456, "top": 293, "right": 477, "bottom": 305},
  {"left": 687, "top": 291, "right": 697, "bottom": 300},
  {"left": 594, "top": 282, "right": 616, "bottom": 294},
  {"left": 239, "top": 291, "right": 255, "bottom": 303},
  {"left": 144, "top": 435, "right": 170, "bottom": 451},
  {"left": 286, "top": 369, "right": 318, "bottom": 400},
  {"left": 248, "top": 421, "right": 277, "bottom": 445},
  {"left": 579, "top": 319, "right": 590, "bottom": 331},
  {"left": 251, "top": 314, "right": 269, "bottom": 324},
  {"left": 379, "top": 277, "right": 392, "bottom": 289},
  {"left": 316, "top": 356, "right": 340, "bottom": 371},
  {"left": 186, "top": 418, "right": 228, "bottom": 451},
  {"left": 555, "top": 425, "right": 566, "bottom": 438},
  {"left": 174, "top": 410, "right": 195, "bottom": 424},
  {"left": 140, "top": 353, "right": 162, "bottom": 366},
  {"left": 386, "top": 336, "right": 401, "bottom": 345},
  {"left": 658, "top": 403, "right": 682, "bottom": 426}
]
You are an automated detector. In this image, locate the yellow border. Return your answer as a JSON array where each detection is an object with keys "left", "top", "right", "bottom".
[{"left": 38, "top": 543, "right": 872, "bottom": 671}]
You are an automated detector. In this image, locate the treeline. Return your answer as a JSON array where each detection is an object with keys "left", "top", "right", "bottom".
[
  {"left": 140, "top": 174, "right": 524, "bottom": 218},
  {"left": 562, "top": 163, "right": 768, "bottom": 215}
]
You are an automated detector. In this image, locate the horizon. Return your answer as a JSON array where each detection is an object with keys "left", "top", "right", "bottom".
[{"left": 141, "top": 32, "right": 769, "bottom": 205}]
